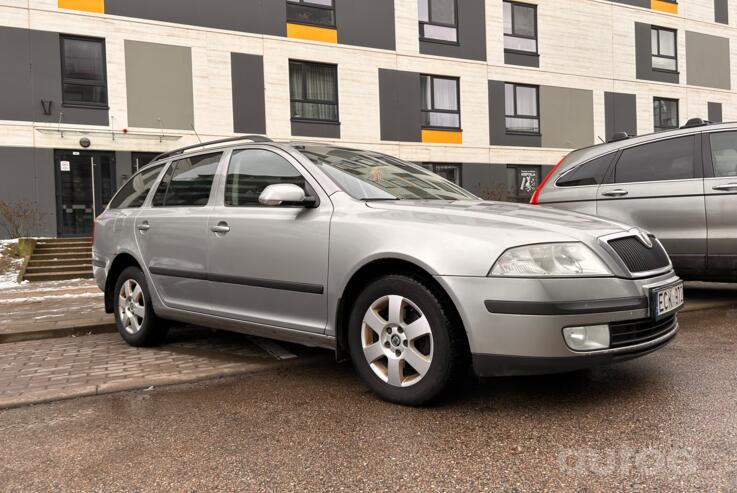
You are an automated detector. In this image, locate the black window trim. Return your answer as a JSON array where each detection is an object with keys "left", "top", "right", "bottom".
[
  {"left": 286, "top": 0, "right": 336, "bottom": 29},
  {"left": 650, "top": 25, "right": 678, "bottom": 74},
  {"left": 421, "top": 74, "right": 462, "bottom": 131},
  {"left": 555, "top": 152, "right": 618, "bottom": 188},
  {"left": 653, "top": 96, "right": 679, "bottom": 132},
  {"left": 151, "top": 151, "right": 223, "bottom": 208},
  {"left": 504, "top": 82, "right": 540, "bottom": 136},
  {"left": 107, "top": 162, "right": 166, "bottom": 210},
  {"left": 59, "top": 34, "right": 109, "bottom": 109},
  {"left": 421, "top": 162, "right": 463, "bottom": 186},
  {"left": 289, "top": 59, "right": 340, "bottom": 125},
  {"left": 418, "top": 0, "right": 460, "bottom": 46},
  {"left": 503, "top": 0, "right": 539, "bottom": 55}
]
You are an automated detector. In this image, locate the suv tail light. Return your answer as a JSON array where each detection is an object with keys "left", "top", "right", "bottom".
[{"left": 530, "top": 155, "right": 567, "bottom": 205}]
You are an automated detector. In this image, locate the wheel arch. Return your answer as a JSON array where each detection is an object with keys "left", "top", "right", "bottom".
[
  {"left": 104, "top": 253, "right": 143, "bottom": 313},
  {"left": 335, "top": 257, "right": 469, "bottom": 361}
]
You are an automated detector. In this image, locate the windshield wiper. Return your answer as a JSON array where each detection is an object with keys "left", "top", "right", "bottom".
[{"left": 361, "top": 197, "right": 401, "bottom": 201}]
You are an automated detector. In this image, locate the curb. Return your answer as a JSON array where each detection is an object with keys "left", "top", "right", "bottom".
[
  {"left": 0, "top": 322, "right": 116, "bottom": 344},
  {"left": 0, "top": 355, "right": 324, "bottom": 411}
]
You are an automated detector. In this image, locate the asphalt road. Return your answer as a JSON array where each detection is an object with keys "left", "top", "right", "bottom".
[{"left": 1, "top": 307, "right": 736, "bottom": 492}]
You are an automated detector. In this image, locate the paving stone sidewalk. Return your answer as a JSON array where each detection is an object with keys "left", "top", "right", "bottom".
[{"left": 0, "top": 327, "right": 311, "bottom": 410}]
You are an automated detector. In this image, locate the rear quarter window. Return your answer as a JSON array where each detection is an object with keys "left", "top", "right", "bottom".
[{"left": 556, "top": 153, "right": 616, "bottom": 187}]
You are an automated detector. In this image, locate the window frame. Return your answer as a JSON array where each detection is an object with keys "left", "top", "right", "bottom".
[
  {"left": 503, "top": 1, "right": 538, "bottom": 55},
  {"left": 59, "top": 34, "right": 109, "bottom": 109},
  {"left": 421, "top": 74, "right": 462, "bottom": 131},
  {"left": 288, "top": 60, "right": 340, "bottom": 124},
  {"left": 650, "top": 26, "right": 678, "bottom": 73},
  {"left": 653, "top": 97, "right": 679, "bottom": 132},
  {"left": 286, "top": 0, "right": 336, "bottom": 28},
  {"left": 418, "top": 0, "right": 460, "bottom": 45},
  {"left": 504, "top": 82, "right": 540, "bottom": 135},
  {"left": 421, "top": 163, "right": 463, "bottom": 186}
]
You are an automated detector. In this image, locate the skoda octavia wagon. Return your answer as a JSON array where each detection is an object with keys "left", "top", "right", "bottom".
[{"left": 94, "top": 136, "right": 683, "bottom": 405}]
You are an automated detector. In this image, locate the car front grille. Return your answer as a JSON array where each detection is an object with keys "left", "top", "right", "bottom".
[
  {"left": 609, "top": 314, "right": 676, "bottom": 348},
  {"left": 607, "top": 235, "right": 670, "bottom": 274}
]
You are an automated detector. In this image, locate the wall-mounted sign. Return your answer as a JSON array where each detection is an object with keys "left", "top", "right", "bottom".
[
  {"left": 60, "top": 161, "right": 71, "bottom": 172},
  {"left": 519, "top": 169, "right": 538, "bottom": 193}
]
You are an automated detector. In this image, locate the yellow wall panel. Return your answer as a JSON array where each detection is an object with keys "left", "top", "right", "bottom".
[
  {"left": 651, "top": 0, "right": 678, "bottom": 14},
  {"left": 58, "top": 0, "right": 104, "bottom": 13},
  {"left": 421, "top": 129, "right": 463, "bottom": 144},
  {"left": 286, "top": 23, "right": 337, "bottom": 43}
]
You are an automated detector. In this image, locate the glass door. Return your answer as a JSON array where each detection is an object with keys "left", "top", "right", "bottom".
[{"left": 55, "top": 150, "right": 116, "bottom": 237}]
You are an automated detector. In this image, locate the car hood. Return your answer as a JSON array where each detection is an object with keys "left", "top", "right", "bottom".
[{"left": 364, "top": 199, "right": 630, "bottom": 243}]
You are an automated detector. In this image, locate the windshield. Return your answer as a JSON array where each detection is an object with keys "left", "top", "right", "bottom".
[{"left": 298, "top": 145, "right": 478, "bottom": 201}]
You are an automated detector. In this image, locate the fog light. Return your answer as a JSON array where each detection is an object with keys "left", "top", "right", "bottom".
[{"left": 563, "top": 325, "right": 610, "bottom": 351}]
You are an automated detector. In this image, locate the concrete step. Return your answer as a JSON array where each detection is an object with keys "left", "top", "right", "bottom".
[
  {"left": 25, "top": 264, "right": 92, "bottom": 274},
  {"left": 28, "top": 258, "right": 94, "bottom": 268},
  {"left": 31, "top": 252, "right": 92, "bottom": 261},
  {"left": 36, "top": 241, "right": 92, "bottom": 249},
  {"left": 35, "top": 237, "right": 92, "bottom": 244},
  {"left": 23, "top": 271, "right": 95, "bottom": 282},
  {"left": 33, "top": 246, "right": 92, "bottom": 254}
]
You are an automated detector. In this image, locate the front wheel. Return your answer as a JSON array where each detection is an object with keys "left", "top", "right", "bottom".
[
  {"left": 347, "top": 275, "right": 467, "bottom": 406},
  {"left": 113, "top": 266, "right": 168, "bottom": 347}
]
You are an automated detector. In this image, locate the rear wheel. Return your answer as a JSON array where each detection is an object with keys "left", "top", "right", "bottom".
[
  {"left": 347, "top": 275, "right": 467, "bottom": 405},
  {"left": 113, "top": 266, "right": 168, "bottom": 347}
]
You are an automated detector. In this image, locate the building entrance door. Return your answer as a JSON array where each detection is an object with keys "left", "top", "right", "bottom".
[{"left": 54, "top": 150, "right": 116, "bottom": 237}]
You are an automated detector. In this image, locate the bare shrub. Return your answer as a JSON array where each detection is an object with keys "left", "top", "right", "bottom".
[
  {"left": 0, "top": 200, "right": 45, "bottom": 239},
  {"left": 476, "top": 183, "right": 510, "bottom": 202}
]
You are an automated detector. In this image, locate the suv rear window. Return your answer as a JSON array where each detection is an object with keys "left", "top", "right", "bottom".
[
  {"left": 556, "top": 153, "right": 615, "bottom": 187},
  {"left": 614, "top": 136, "right": 695, "bottom": 183},
  {"left": 153, "top": 153, "right": 221, "bottom": 207}
]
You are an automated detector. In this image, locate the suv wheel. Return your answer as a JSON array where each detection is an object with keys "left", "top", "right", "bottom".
[
  {"left": 113, "top": 266, "right": 168, "bottom": 347},
  {"left": 347, "top": 275, "right": 466, "bottom": 405}
]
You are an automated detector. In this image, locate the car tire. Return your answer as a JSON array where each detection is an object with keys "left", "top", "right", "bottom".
[
  {"left": 113, "top": 266, "right": 168, "bottom": 347},
  {"left": 347, "top": 274, "right": 467, "bottom": 406}
]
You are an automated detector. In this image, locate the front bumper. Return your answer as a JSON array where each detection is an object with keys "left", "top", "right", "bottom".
[{"left": 435, "top": 271, "right": 681, "bottom": 376}]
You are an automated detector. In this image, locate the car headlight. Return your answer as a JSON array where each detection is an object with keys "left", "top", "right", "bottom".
[{"left": 489, "top": 242, "right": 612, "bottom": 277}]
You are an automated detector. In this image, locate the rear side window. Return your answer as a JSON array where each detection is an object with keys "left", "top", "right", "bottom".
[
  {"left": 614, "top": 136, "right": 695, "bottom": 184},
  {"left": 225, "top": 149, "right": 306, "bottom": 206},
  {"left": 557, "top": 153, "right": 615, "bottom": 187},
  {"left": 153, "top": 153, "right": 221, "bottom": 207},
  {"left": 709, "top": 132, "right": 737, "bottom": 177},
  {"left": 108, "top": 164, "right": 164, "bottom": 209}
]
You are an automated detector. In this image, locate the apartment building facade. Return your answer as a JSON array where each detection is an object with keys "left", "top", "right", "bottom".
[{"left": 0, "top": 0, "right": 734, "bottom": 237}]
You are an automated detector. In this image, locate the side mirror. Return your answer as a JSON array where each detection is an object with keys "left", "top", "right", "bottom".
[{"left": 258, "top": 184, "right": 317, "bottom": 208}]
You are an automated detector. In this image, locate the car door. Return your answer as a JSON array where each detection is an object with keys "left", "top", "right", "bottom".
[
  {"left": 207, "top": 146, "right": 331, "bottom": 334},
  {"left": 703, "top": 130, "right": 737, "bottom": 279},
  {"left": 596, "top": 134, "right": 707, "bottom": 276},
  {"left": 135, "top": 152, "right": 224, "bottom": 313}
]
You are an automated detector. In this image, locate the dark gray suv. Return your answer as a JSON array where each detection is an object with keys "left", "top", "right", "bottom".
[{"left": 533, "top": 119, "right": 737, "bottom": 282}]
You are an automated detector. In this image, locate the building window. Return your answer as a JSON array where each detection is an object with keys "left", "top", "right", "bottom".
[
  {"left": 60, "top": 35, "right": 108, "bottom": 107},
  {"left": 286, "top": 0, "right": 335, "bottom": 28},
  {"left": 503, "top": 1, "right": 537, "bottom": 53},
  {"left": 289, "top": 60, "right": 339, "bottom": 123},
  {"left": 421, "top": 75, "right": 460, "bottom": 129},
  {"left": 505, "top": 83, "right": 539, "bottom": 134},
  {"left": 651, "top": 26, "right": 677, "bottom": 72},
  {"left": 654, "top": 97, "right": 679, "bottom": 132},
  {"left": 422, "top": 163, "right": 462, "bottom": 185},
  {"left": 418, "top": 0, "right": 458, "bottom": 43},
  {"left": 507, "top": 165, "right": 540, "bottom": 202}
]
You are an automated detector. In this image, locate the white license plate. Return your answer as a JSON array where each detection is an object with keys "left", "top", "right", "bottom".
[{"left": 651, "top": 282, "right": 684, "bottom": 319}]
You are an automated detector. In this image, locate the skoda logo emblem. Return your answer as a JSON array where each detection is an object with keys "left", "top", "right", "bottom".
[{"left": 631, "top": 228, "right": 653, "bottom": 249}]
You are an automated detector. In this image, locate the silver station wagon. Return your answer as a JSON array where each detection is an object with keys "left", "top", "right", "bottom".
[{"left": 94, "top": 136, "right": 683, "bottom": 405}]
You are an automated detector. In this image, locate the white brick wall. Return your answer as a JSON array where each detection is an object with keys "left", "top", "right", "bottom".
[{"left": 0, "top": 0, "right": 736, "bottom": 168}]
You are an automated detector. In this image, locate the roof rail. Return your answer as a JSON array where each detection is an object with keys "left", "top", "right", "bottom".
[
  {"left": 608, "top": 131, "right": 631, "bottom": 143},
  {"left": 681, "top": 117, "right": 711, "bottom": 129},
  {"left": 153, "top": 135, "right": 273, "bottom": 161}
]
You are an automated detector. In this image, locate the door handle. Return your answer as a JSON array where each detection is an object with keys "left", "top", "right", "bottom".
[
  {"left": 712, "top": 183, "right": 737, "bottom": 191},
  {"left": 602, "top": 189, "right": 629, "bottom": 197},
  {"left": 211, "top": 222, "right": 230, "bottom": 234},
  {"left": 137, "top": 222, "right": 150, "bottom": 232}
]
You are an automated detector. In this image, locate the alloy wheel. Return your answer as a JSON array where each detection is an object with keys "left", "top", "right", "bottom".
[
  {"left": 361, "top": 295, "right": 434, "bottom": 387},
  {"left": 118, "top": 279, "right": 146, "bottom": 335}
]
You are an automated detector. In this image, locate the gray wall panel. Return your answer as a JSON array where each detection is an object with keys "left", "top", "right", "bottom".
[
  {"left": 115, "top": 152, "right": 133, "bottom": 190},
  {"left": 604, "top": 92, "right": 637, "bottom": 140},
  {"left": 378, "top": 69, "right": 422, "bottom": 143},
  {"left": 291, "top": 121, "right": 340, "bottom": 139},
  {"left": 336, "top": 0, "right": 395, "bottom": 50},
  {"left": 125, "top": 41, "right": 194, "bottom": 130},
  {"left": 0, "top": 27, "right": 32, "bottom": 122},
  {"left": 461, "top": 163, "right": 508, "bottom": 199},
  {"left": 420, "top": 0, "right": 486, "bottom": 61},
  {"left": 488, "top": 81, "right": 541, "bottom": 147},
  {"left": 540, "top": 86, "right": 594, "bottom": 149},
  {"left": 635, "top": 22, "right": 679, "bottom": 84},
  {"left": 261, "top": 0, "right": 287, "bottom": 37},
  {"left": 607, "top": 0, "right": 649, "bottom": 7},
  {"left": 0, "top": 147, "right": 56, "bottom": 238},
  {"left": 708, "top": 102, "right": 723, "bottom": 123},
  {"left": 715, "top": 0, "right": 729, "bottom": 24},
  {"left": 231, "top": 53, "right": 266, "bottom": 134},
  {"left": 686, "top": 31, "right": 731, "bottom": 90},
  {"left": 504, "top": 51, "right": 539, "bottom": 68}
]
